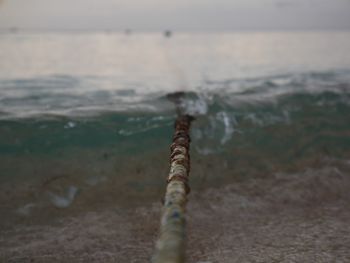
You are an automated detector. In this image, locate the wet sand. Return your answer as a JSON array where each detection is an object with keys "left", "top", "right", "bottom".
[{"left": 1, "top": 166, "right": 350, "bottom": 262}]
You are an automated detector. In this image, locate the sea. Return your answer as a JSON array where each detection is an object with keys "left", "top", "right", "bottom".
[{"left": 0, "top": 31, "right": 350, "bottom": 262}]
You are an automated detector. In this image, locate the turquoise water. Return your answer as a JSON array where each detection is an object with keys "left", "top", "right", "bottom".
[
  {"left": 1, "top": 71, "right": 350, "bottom": 156},
  {"left": 0, "top": 32, "right": 350, "bottom": 226}
]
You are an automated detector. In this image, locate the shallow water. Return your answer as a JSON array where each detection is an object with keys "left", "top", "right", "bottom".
[{"left": 0, "top": 31, "right": 350, "bottom": 261}]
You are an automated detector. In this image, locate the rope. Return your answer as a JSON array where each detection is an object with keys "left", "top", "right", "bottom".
[{"left": 152, "top": 114, "right": 194, "bottom": 263}]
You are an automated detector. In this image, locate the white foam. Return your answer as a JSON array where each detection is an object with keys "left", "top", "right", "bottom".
[
  {"left": 64, "top": 121, "right": 76, "bottom": 129},
  {"left": 47, "top": 186, "right": 78, "bottom": 208},
  {"left": 180, "top": 97, "right": 208, "bottom": 116},
  {"left": 216, "top": 111, "right": 235, "bottom": 145}
]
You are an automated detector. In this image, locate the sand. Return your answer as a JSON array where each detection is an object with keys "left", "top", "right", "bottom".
[{"left": 1, "top": 165, "right": 350, "bottom": 262}]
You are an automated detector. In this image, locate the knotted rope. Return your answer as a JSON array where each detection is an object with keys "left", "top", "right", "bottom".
[{"left": 152, "top": 114, "right": 194, "bottom": 263}]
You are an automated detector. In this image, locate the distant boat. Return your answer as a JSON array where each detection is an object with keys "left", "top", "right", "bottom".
[{"left": 163, "top": 30, "right": 172, "bottom": 38}]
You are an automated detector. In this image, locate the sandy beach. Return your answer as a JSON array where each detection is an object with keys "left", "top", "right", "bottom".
[{"left": 1, "top": 164, "right": 349, "bottom": 263}]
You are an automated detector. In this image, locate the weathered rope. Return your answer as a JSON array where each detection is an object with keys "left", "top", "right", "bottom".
[{"left": 152, "top": 114, "right": 194, "bottom": 263}]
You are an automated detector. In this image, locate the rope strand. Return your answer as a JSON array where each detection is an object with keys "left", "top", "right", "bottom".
[{"left": 152, "top": 115, "right": 194, "bottom": 263}]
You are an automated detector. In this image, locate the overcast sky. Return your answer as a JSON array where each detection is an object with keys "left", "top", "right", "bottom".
[{"left": 0, "top": 0, "right": 350, "bottom": 31}]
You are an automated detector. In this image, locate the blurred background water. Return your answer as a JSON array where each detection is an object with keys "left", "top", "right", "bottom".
[{"left": 0, "top": 31, "right": 350, "bottom": 229}]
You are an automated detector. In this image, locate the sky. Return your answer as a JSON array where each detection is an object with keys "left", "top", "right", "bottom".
[{"left": 0, "top": 0, "right": 350, "bottom": 31}]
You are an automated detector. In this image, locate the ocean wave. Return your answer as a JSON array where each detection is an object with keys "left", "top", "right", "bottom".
[
  {"left": 0, "top": 69, "right": 349, "bottom": 119},
  {"left": 0, "top": 70, "right": 349, "bottom": 156}
]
